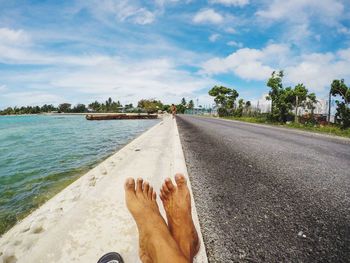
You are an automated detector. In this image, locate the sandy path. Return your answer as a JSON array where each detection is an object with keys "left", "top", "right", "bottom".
[{"left": 0, "top": 116, "right": 207, "bottom": 263}]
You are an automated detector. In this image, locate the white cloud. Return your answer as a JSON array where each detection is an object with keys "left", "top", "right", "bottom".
[
  {"left": 129, "top": 8, "right": 155, "bottom": 25},
  {"left": 209, "top": 0, "right": 249, "bottom": 7},
  {"left": 73, "top": 0, "right": 156, "bottom": 25},
  {"left": 285, "top": 51, "right": 350, "bottom": 92},
  {"left": 201, "top": 43, "right": 289, "bottom": 80},
  {"left": 2, "top": 92, "right": 64, "bottom": 107},
  {"left": 227, "top": 40, "right": 243, "bottom": 48},
  {"left": 0, "top": 85, "right": 7, "bottom": 92},
  {"left": 225, "top": 27, "right": 236, "bottom": 34},
  {"left": 255, "top": 0, "right": 346, "bottom": 45},
  {"left": 0, "top": 28, "right": 30, "bottom": 46},
  {"left": 48, "top": 58, "right": 214, "bottom": 101},
  {"left": 193, "top": 9, "right": 223, "bottom": 24},
  {"left": 201, "top": 43, "right": 350, "bottom": 94},
  {"left": 256, "top": 0, "right": 344, "bottom": 25},
  {"left": 0, "top": 41, "right": 113, "bottom": 66},
  {"left": 0, "top": 25, "right": 218, "bottom": 107},
  {"left": 209, "top": 33, "right": 220, "bottom": 42},
  {"left": 0, "top": 55, "right": 215, "bottom": 106}
]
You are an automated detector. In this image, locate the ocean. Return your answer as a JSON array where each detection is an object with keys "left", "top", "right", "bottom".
[{"left": 0, "top": 115, "right": 159, "bottom": 235}]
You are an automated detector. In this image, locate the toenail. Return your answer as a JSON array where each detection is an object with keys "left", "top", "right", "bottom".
[{"left": 127, "top": 178, "right": 133, "bottom": 184}]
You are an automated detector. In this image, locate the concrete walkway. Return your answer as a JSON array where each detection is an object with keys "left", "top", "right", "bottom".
[{"left": 0, "top": 116, "right": 207, "bottom": 263}]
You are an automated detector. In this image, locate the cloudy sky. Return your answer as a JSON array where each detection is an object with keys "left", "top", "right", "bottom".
[{"left": 0, "top": 0, "right": 350, "bottom": 108}]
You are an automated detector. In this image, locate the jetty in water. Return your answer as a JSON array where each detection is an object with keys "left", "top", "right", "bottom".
[{"left": 86, "top": 113, "right": 158, "bottom": 120}]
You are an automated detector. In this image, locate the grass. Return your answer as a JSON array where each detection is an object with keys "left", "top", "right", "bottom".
[{"left": 221, "top": 116, "right": 350, "bottom": 139}]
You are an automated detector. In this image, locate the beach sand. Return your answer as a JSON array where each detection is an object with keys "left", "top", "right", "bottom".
[{"left": 0, "top": 115, "right": 207, "bottom": 263}]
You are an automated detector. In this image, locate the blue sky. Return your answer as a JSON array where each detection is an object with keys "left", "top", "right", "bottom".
[{"left": 0, "top": 0, "right": 349, "bottom": 108}]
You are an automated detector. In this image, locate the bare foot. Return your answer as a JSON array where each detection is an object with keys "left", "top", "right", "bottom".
[
  {"left": 160, "top": 174, "right": 200, "bottom": 262},
  {"left": 125, "top": 178, "right": 187, "bottom": 263}
]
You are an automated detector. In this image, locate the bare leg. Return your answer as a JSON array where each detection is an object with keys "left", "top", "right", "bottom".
[
  {"left": 125, "top": 178, "right": 188, "bottom": 263},
  {"left": 160, "top": 174, "right": 200, "bottom": 262}
]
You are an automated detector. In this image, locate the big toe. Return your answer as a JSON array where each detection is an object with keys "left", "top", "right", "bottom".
[
  {"left": 124, "top": 178, "right": 136, "bottom": 197},
  {"left": 175, "top": 173, "right": 187, "bottom": 188},
  {"left": 165, "top": 178, "right": 175, "bottom": 192}
]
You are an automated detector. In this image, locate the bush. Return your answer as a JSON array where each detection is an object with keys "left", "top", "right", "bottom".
[{"left": 218, "top": 107, "right": 229, "bottom": 117}]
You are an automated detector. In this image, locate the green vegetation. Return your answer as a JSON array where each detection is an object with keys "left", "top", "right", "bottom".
[
  {"left": 331, "top": 79, "right": 350, "bottom": 129},
  {"left": 0, "top": 95, "right": 197, "bottom": 116},
  {"left": 208, "top": 85, "right": 239, "bottom": 117},
  {"left": 265, "top": 71, "right": 316, "bottom": 123},
  {"left": 137, "top": 99, "right": 163, "bottom": 113},
  {"left": 0, "top": 97, "right": 166, "bottom": 115},
  {"left": 209, "top": 71, "right": 350, "bottom": 136},
  {"left": 222, "top": 115, "right": 350, "bottom": 138}
]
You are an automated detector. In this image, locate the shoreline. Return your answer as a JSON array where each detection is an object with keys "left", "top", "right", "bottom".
[
  {"left": 0, "top": 115, "right": 207, "bottom": 263},
  {"left": 0, "top": 113, "right": 162, "bottom": 117},
  {"left": 0, "top": 117, "right": 160, "bottom": 236}
]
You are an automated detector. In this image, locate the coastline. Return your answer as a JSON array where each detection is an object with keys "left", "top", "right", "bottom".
[
  {"left": 0, "top": 115, "right": 207, "bottom": 263},
  {"left": 0, "top": 113, "right": 162, "bottom": 117}
]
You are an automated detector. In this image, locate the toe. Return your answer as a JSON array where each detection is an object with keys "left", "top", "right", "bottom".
[
  {"left": 175, "top": 173, "right": 187, "bottom": 188},
  {"left": 165, "top": 178, "right": 175, "bottom": 192},
  {"left": 148, "top": 186, "right": 153, "bottom": 199},
  {"left": 143, "top": 181, "right": 150, "bottom": 195},
  {"left": 160, "top": 189, "right": 166, "bottom": 200},
  {"left": 152, "top": 191, "right": 157, "bottom": 201},
  {"left": 162, "top": 183, "right": 170, "bottom": 195},
  {"left": 124, "top": 178, "right": 136, "bottom": 198},
  {"left": 136, "top": 178, "right": 143, "bottom": 193}
]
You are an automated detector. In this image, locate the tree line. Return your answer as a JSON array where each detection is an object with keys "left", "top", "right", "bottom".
[
  {"left": 0, "top": 97, "right": 196, "bottom": 116},
  {"left": 209, "top": 70, "right": 350, "bottom": 129}
]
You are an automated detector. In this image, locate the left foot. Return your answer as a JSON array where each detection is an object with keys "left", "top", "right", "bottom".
[
  {"left": 160, "top": 174, "right": 200, "bottom": 262},
  {"left": 125, "top": 178, "right": 164, "bottom": 263}
]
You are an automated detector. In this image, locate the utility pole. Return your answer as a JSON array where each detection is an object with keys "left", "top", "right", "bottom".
[{"left": 328, "top": 90, "right": 331, "bottom": 123}]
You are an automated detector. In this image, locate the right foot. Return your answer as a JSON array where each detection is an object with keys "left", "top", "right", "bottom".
[{"left": 160, "top": 174, "right": 200, "bottom": 262}]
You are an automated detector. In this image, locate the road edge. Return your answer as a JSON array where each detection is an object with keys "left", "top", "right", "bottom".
[
  {"left": 198, "top": 115, "right": 350, "bottom": 143},
  {"left": 173, "top": 117, "right": 209, "bottom": 263}
]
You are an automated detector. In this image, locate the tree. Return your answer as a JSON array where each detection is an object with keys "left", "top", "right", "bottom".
[
  {"left": 176, "top": 104, "right": 186, "bottom": 114},
  {"left": 235, "top": 98, "right": 244, "bottom": 117},
  {"left": 293, "top": 84, "right": 308, "bottom": 123},
  {"left": 266, "top": 71, "right": 285, "bottom": 121},
  {"left": 58, "top": 103, "right": 71, "bottom": 113},
  {"left": 265, "top": 71, "right": 316, "bottom": 123},
  {"left": 137, "top": 99, "right": 163, "bottom": 113},
  {"left": 330, "top": 79, "right": 350, "bottom": 129},
  {"left": 304, "top": 93, "right": 317, "bottom": 117},
  {"left": 181, "top": 98, "right": 186, "bottom": 106},
  {"left": 88, "top": 101, "right": 101, "bottom": 112},
  {"left": 208, "top": 85, "right": 239, "bottom": 116},
  {"left": 72, "top": 104, "right": 87, "bottom": 113},
  {"left": 188, "top": 100, "right": 194, "bottom": 109}
]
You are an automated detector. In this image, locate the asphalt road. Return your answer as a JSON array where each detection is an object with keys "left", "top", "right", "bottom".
[{"left": 176, "top": 115, "right": 350, "bottom": 263}]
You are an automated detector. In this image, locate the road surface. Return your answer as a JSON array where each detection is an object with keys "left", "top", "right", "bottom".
[{"left": 177, "top": 115, "right": 350, "bottom": 262}]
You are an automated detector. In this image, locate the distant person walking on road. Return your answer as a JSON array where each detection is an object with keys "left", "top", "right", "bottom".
[{"left": 171, "top": 104, "right": 177, "bottom": 118}]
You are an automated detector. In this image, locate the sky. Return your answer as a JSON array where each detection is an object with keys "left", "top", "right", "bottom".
[{"left": 0, "top": 0, "right": 350, "bottom": 108}]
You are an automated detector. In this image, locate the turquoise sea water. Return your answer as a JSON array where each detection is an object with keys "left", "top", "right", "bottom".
[{"left": 0, "top": 115, "right": 159, "bottom": 235}]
